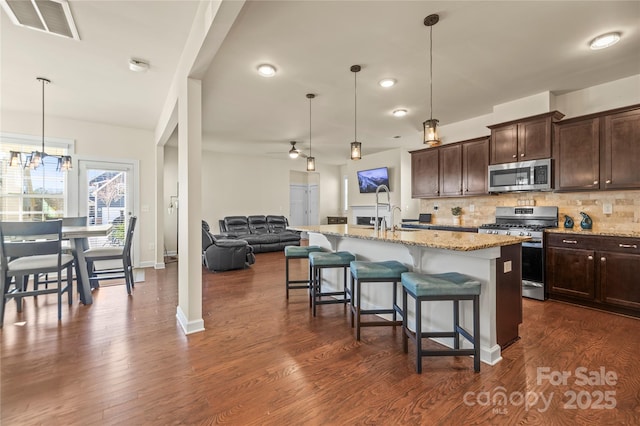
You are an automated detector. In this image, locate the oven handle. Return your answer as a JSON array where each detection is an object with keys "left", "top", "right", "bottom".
[{"left": 522, "top": 241, "right": 542, "bottom": 248}]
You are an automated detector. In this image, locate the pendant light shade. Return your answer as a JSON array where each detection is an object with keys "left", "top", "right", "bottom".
[
  {"left": 9, "top": 151, "right": 22, "bottom": 166},
  {"left": 306, "top": 93, "right": 316, "bottom": 172},
  {"left": 423, "top": 14, "right": 441, "bottom": 147},
  {"left": 350, "top": 65, "right": 362, "bottom": 160}
]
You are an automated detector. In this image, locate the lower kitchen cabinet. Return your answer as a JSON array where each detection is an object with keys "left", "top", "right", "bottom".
[{"left": 546, "top": 233, "right": 640, "bottom": 317}]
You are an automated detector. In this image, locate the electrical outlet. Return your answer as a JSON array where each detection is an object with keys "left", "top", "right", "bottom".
[
  {"left": 603, "top": 203, "right": 613, "bottom": 214},
  {"left": 469, "top": 204, "right": 475, "bottom": 212},
  {"left": 433, "top": 204, "right": 439, "bottom": 211},
  {"left": 504, "top": 260, "right": 512, "bottom": 273}
]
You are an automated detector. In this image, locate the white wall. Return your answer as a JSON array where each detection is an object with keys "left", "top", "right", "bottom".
[
  {"left": 190, "top": 149, "right": 341, "bottom": 234},
  {"left": 2, "top": 110, "right": 157, "bottom": 266}
]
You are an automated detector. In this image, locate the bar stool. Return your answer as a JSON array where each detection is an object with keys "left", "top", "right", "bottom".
[
  {"left": 284, "top": 245, "right": 324, "bottom": 299},
  {"left": 401, "top": 272, "right": 481, "bottom": 373},
  {"left": 349, "top": 260, "right": 409, "bottom": 340},
  {"left": 308, "top": 251, "right": 355, "bottom": 317}
]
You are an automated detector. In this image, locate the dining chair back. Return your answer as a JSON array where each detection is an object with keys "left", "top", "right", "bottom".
[
  {"left": 35, "top": 216, "right": 88, "bottom": 290},
  {"left": 0, "top": 220, "right": 75, "bottom": 327},
  {"left": 83, "top": 216, "right": 137, "bottom": 295}
]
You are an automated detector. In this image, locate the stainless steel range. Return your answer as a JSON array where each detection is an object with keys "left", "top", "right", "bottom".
[{"left": 479, "top": 206, "right": 558, "bottom": 301}]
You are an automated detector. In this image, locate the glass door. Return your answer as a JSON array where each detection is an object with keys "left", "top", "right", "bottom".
[{"left": 78, "top": 160, "right": 133, "bottom": 249}]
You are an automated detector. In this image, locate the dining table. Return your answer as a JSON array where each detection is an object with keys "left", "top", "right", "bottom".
[{"left": 62, "top": 223, "right": 113, "bottom": 305}]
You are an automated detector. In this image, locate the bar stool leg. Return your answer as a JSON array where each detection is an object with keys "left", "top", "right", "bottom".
[
  {"left": 416, "top": 296, "right": 422, "bottom": 374},
  {"left": 392, "top": 281, "right": 398, "bottom": 322},
  {"left": 402, "top": 288, "right": 408, "bottom": 353},
  {"left": 474, "top": 295, "right": 480, "bottom": 373},
  {"left": 356, "top": 278, "right": 362, "bottom": 340},
  {"left": 453, "top": 299, "right": 460, "bottom": 350},
  {"left": 285, "top": 257, "right": 290, "bottom": 299}
]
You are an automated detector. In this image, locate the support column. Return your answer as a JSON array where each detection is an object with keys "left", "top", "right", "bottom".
[{"left": 176, "top": 77, "right": 204, "bottom": 334}]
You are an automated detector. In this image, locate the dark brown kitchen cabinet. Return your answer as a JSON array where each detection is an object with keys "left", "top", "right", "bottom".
[
  {"left": 602, "top": 108, "right": 640, "bottom": 190},
  {"left": 554, "top": 104, "right": 640, "bottom": 192},
  {"left": 546, "top": 232, "right": 640, "bottom": 317},
  {"left": 488, "top": 111, "right": 564, "bottom": 164},
  {"left": 439, "top": 143, "right": 462, "bottom": 196},
  {"left": 554, "top": 117, "right": 600, "bottom": 191},
  {"left": 410, "top": 136, "right": 488, "bottom": 199},
  {"left": 462, "top": 137, "right": 489, "bottom": 195},
  {"left": 411, "top": 148, "right": 439, "bottom": 198}
]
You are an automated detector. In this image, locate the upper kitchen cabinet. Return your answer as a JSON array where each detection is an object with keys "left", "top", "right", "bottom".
[
  {"left": 411, "top": 147, "right": 439, "bottom": 198},
  {"left": 462, "top": 137, "right": 490, "bottom": 195},
  {"left": 488, "top": 111, "right": 564, "bottom": 164},
  {"left": 439, "top": 143, "right": 463, "bottom": 196},
  {"left": 554, "top": 104, "right": 640, "bottom": 192},
  {"left": 602, "top": 108, "right": 640, "bottom": 190},
  {"left": 410, "top": 136, "right": 489, "bottom": 199},
  {"left": 554, "top": 117, "right": 600, "bottom": 191}
]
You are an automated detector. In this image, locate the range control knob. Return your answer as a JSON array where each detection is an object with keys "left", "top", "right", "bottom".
[
  {"left": 505, "top": 231, "right": 511, "bottom": 235},
  {"left": 519, "top": 232, "right": 525, "bottom": 236}
]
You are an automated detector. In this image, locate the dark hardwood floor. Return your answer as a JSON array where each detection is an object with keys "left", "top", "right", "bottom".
[{"left": 1, "top": 249, "right": 639, "bottom": 425}]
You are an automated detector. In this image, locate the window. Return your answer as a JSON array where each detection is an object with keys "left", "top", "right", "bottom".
[{"left": 0, "top": 133, "right": 73, "bottom": 221}]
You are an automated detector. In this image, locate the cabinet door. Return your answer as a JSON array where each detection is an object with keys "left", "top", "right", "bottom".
[
  {"left": 462, "top": 138, "right": 489, "bottom": 195},
  {"left": 554, "top": 118, "right": 600, "bottom": 191},
  {"left": 602, "top": 108, "right": 640, "bottom": 190},
  {"left": 490, "top": 124, "right": 518, "bottom": 164},
  {"left": 599, "top": 251, "right": 640, "bottom": 311},
  {"left": 439, "top": 144, "right": 462, "bottom": 196},
  {"left": 547, "top": 246, "right": 595, "bottom": 300},
  {"left": 518, "top": 117, "right": 552, "bottom": 160},
  {"left": 411, "top": 149, "right": 439, "bottom": 198}
]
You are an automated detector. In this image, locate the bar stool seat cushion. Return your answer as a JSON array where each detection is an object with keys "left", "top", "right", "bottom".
[
  {"left": 284, "top": 245, "right": 324, "bottom": 258},
  {"left": 401, "top": 272, "right": 481, "bottom": 297},
  {"left": 309, "top": 251, "right": 355, "bottom": 266},
  {"left": 350, "top": 260, "right": 408, "bottom": 280}
]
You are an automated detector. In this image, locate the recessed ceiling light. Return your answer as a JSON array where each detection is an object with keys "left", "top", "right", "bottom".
[
  {"left": 589, "top": 32, "right": 621, "bottom": 50},
  {"left": 257, "top": 64, "right": 277, "bottom": 77},
  {"left": 392, "top": 109, "right": 408, "bottom": 117},
  {"left": 379, "top": 78, "right": 396, "bottom": 88}
]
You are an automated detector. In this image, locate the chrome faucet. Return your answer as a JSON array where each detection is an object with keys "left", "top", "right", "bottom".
[
  {"left": 391, "top": 205, "right": 401, "bottom": 231},
  {"left": 374, "top": 184, "right": 391, "bottom": 232}
]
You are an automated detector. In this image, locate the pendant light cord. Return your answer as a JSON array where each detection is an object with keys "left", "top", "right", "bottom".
[
  {"left": 429, "top": 24, "right": 433, "bottom": 122},
  {"left": 309, "top": 96, "right": 312, "bottom": 156},
  {"left": 354, "top": 70, "right": 358, "bottom": 141},
  {"left": 41, "top": 78, "right": 45, "bottom": 152}
]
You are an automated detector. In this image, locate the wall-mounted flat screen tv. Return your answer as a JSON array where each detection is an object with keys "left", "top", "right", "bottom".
[{"left": 357, "top": 167, "right": 390, "bottom": 193}]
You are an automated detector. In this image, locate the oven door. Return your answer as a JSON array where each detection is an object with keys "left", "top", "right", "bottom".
[{"left": 521, "top": 241, "right": 545, "bottom": 300}]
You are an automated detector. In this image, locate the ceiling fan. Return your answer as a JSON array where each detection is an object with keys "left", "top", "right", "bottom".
[{"left": 288, "top": 141, "right": 307, "bottom": 159}]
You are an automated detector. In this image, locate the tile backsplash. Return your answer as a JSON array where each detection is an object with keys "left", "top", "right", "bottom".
[{"left": 418, "top": 190, "right": 640, "bottom": 229}]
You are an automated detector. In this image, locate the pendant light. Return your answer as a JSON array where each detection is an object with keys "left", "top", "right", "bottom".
[
  {"left": 10, "top": 77, "right": 72, "bottom": 171},
  {"left": 423, "top": 14, "right": 441, "bottom": 147},
  {"left": 350, "top": 65, "right": 362, "bottom": 160},
  {"left": 306, "top": 93, "right": 316, "bottom": 172}
]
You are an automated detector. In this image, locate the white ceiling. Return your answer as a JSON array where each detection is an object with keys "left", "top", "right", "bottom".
[{"left": 2, "top": 1, "right": 640, "bottom": 166}]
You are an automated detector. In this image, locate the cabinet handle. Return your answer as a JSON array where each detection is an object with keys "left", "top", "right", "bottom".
[
  {"left": 619, "top": 244, "right": 638, "bottom": 249},
  {"left": 588, "top": 255, "right": 593, "bottom": 260},
  {"left": 520, "top": 153, "right": 525, "bottom": 157},
  {"left": 562, "top": 239, "right": 578, "bottom": 244},
  {"left": 593, "top": 180, "right": 598, "bottom": 185},
  {"left": 512, "top": 154, "right": 517, "bottom": 158},
  {"left": 606, "top": 179, "right": 611, "bottom": 184},
  {"left": 600, "top": 257, "right": 606, "bottom": 262}
]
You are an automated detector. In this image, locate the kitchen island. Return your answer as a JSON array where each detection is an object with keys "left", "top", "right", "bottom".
[{"left": 290, "top": 225, "right": 529, "bottom": 365}]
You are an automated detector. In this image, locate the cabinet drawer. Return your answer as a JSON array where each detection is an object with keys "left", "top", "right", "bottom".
[
  {"left": 546, "top": 233, "right": 596, "bottom": 249},
  {"left": 597, "top": 237, "right": 640, "bottom": 254}
]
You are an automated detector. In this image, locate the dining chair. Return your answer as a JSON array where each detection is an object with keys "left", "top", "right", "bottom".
[
  {"left": 83, "top": 216, "right": 137, "bottom": 295},
  {"left": 0, "top": 220, "right": 75, "bottom": 327},
  {"left": 34, "top": 216, "right": 88, "bottom": 291}
]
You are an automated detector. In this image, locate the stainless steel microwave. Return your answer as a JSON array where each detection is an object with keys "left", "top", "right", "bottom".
[{"left": 488, "top": 158, "right": 552, "bottom": 192}]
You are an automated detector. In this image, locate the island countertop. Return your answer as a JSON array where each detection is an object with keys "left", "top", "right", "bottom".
[{"left": 289, "top": 224, "right": 528, "bottom": 251}]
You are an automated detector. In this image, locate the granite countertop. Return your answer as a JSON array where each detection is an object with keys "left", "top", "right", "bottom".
[
  {"left": 290, "top": 225, "right": 528, "bottom": 251},
  {"left": 546, "top": 226, "right": 640, "bottom": 239}
]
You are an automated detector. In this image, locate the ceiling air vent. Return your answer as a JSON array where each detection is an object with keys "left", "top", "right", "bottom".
[{"left": 1, "top": 0, "right": 80, "bottom": 40}]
